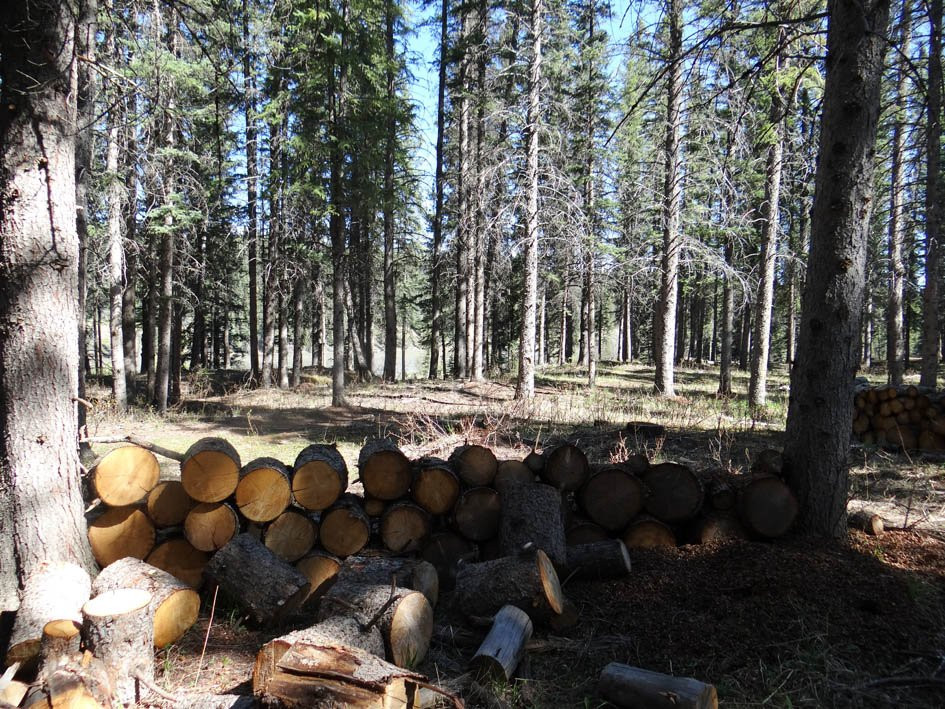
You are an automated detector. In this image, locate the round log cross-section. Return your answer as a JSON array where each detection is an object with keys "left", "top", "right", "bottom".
[
  {"left": 180, "top": 437, "right": 241, "bottom": 503},
  {"left": 358, "top": 439, "right": 412, "bottom": 501},
  {"left": 292, "top": 444, "right": 349, "bottom": 511},
  {"left": 236, "top": 457, "right": 292, "bottom": 523},
  {"left": 449, "top": 445, "right": 498, "bottom": 487},
  {"left": 92, "top": 445, "right": 160, "bottom": 506}
]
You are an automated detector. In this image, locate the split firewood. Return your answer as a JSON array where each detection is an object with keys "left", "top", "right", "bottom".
[
  {"left": 421, "top": 531, "right": 478, "bottom": 590},
  {"left": 317, "top": 582, "right": 434, "bottom": 668},
  {"left": 5, "top": 563, "right": 91, "bottom": 670},
  {"left": 564, "top": 540, "right": 632, "bottom": 581},
  {"left": 359, "top": 438, "right": 413, "bottom": 500},
  {"left": 381, "top": 502, "right": 432, "bottom": 554},
  {"left": 642, "top": 462, "right": 704, "bottom": 523},
  {"left": 848, "top": 508, "right": 885, "bottom": 535},
  {"left": 411, "top": 457, "right": 461, "bottom": 515},
  {"left": 493, "top": 460, "right": 535, "bottom": 488},
  {"left": 82, "top": 588, "right": 155, "bottom": 706},
  {"left": 319, "top": 494, "right": 371, "bottom": 557},
  {"left": 180, "top": 437, "right": 241, "bottom": 503},
  {"left": 87, "top": 504, "right": 156, "bottom": 566},
  {"left": 540, "top": 443, "right": 590, "bottom": 491},
  {"left": 264, "top": 509, "right": 318, "bottom": 562},
  {"left": 450, "top": 444, "right": 498, "bottom": 487},
  {"left": 146, "top": 480, "right": 197, "bottom": 528},
  {"left": 453, "top": 486, "right": 501, "bottom": 542},
  {"left": 622, "top": 515, "right": 676, "bottom": 549},
  {"left": 91, "top": 445, "right": 160, "bottom": 507},
  {"left": 292, "top": 444, "right": 349, "bottom": 511},
  {"left": 206, "top": 533, "right": 311, "bottom": 624},
  {"left": 0, "top": 672, "right": 28, "bottom": 708},
  {"left": 184, "top": 501, "right": 240, "bottom": 552},
  {"left": 737, "top": 475, "right": 798, "bottom": 538},
  {"left": 336, "top": 556, "right": 439, "bottom": 608},
  {"left": 469, "top": 604, "right": 533, "bottom": 682},
  {"left": 235, "top": 457, "right": 292, "bottom": 523},
  {"left": 295, "top": 550, "right": 343, "bottom": 604},
  {"left": 598, "top": 662, "right": 718, "bottom": 709},
  {"left": 146, "top": 537, "right": 210, "bottom": 588},
  {"left": 498, "top": 482, "right": 566, "bottom": 567},
  {"left": 91, "top": 557, "right": 200, "bottom": 648},
  {"left": 579, "top": 465, "right": 645, "bottom": 532}
]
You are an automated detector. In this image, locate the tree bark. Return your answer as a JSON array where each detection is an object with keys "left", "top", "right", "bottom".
[{"left": 244, "top": 0, "right": 260, "bottom": 383}]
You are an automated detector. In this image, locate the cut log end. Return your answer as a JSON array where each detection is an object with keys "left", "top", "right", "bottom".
[
  {"left": 146, "top": 480, "right": 197, "bottom": 528},
  {"left": 359, "top": 441, "right": 412, "bottom": 501},
  {"left": 180, "top": 437, "right": 241, "bottom": 503},
  {"left": 184, "top": 502, "right": 240, "bottom": 552},
  {"left": 88, "top": 505, "right": 156, "bottom": 567},
  {"left": 236, "top": 459, "right": 292, "bottom": 523},
  {"left": 451, "top": 445, "right": 498, "bottom": 487},
  {"left": 292, "top": 447, "right": 348, "bottom": 511},
  {"left": 264, "top": 510, "right": 317, "bottom": 562},
  {"left": 93, "top": 445, "right": 160, "bottom": 506}
]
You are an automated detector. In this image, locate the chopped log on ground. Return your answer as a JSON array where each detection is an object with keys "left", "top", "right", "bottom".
[
  {"left": 254, "top": 632, "right": 435, "bottom": 708},
  {"left": 292, "top": 444, "right": 348, "bottom": 511},
  {"left": 565, "top": 519, "right": 610, "bottom": 546},
  {"left": 751, "top": 449, "right": 784, "bottom": 478},
  {"left": 848, "top": 508, "right": 885, "bottom": 535},
  {"left": 564, "top": 540, "right": 632, "bottom": 580},
  {"left": 454, "top": 548, "right": 566, "bottom": 624},
  {"left": 206, "top": 533, "right": 311, "bottom": 624},
  {"left": 695, "top": 512, "right": 747, "bottom": 544},
  {"left": 87, "top": 504, "right": 156, "bottom": 567},
  {"left": 380, "top": 502, "right": 432, "bottom": 554},
  {"left": 91, "top": 445, "right": 159, "bottom": 506},
  {"left": 494, "top": 460, "right": 535, "bottom": 488},
  {"left": 146, "top": 480, "right": 197, "bottom": 528},
  {"left": 540, "top": 444, "right": 590, "bottom": 491},
  {"left": 235, "top": 457, "right": 292, "bottom": 523},
  {"left": 336, "top": 556, "right": 439, "bottom": 608},
  {"left": 40, "top": 618, "right": 81, "bottom": 672},
  {"left": 411, "top": 458, "right": 461, "bottom": 515},
  {"left": 523, "top": 450, "right": 545, "bottom": 474},
  {"left": 295, "top": 551, "right": 342, "bottom": 604},
  {"left": 421, "top": 531, "right": 477, "bottom": 590},
  {"left": 91, "top": 557, "right": 200, "bottom": 648},
  {"left": 319, "top": 494, "right": 371, "bottom": 557},
  {"left": 622, "top": 515, "right": 677, "bottom": 549},
  {"left": 180, "top": 437, "right": 241, "bottom": 503},
  {"left": 146, "top": 537, "right": 209, "bottom": 588},
  {"left": 450, "top": 445, "right": 498, "bottom": 487},
  {"left": 579, "top": 465, "right": 645, "bottom": 532},
  {"left": 498, "top": 482, "right": 566, "bottom": 566},
  {"left": 642, "top": 462, "right": 704, "bottom": 523},
  {"left": 82, "top": 588, "right": 154, "bottom": 706},
  {"left": 318, "top": 582, "right": 434, "bottom": 668},
  {"left": 598, "top": 662, "right": 718, "bottom": 709},
  {"left": 453, "top": 486, "right": 501, "bottom": 542},
  {"left": 5, "top": 563, "right": 91, "bottom": 669},
  {"left": 264, "top": 509, "right": 318, "bottom": 562},
  {"left": 36, "top": 656, "right": 115, "bottom": 709},
  {"left": 184, "top": 501, "right": 240, "bottom": 552},
  {"left": 358, "top": 439, "right": 413, "bottom": 501},
  {"left": 737, "top": 475, "right": 798, "bottom": 538},
  {"left": 469, "top": 604, "right": 533, "bottom": 682}
]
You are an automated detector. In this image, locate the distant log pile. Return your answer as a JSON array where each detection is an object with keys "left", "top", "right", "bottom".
[{"left": 852, "top": 383, "right": 945, "bottom": 451}]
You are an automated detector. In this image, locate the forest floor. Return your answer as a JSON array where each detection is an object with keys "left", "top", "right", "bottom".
[{"left": 81, "top": 362, "right": 945, "bottom": 708}]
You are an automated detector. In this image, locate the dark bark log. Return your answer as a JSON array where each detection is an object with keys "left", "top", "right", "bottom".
[
  {"left": 848, "top": 508, "right": 884, "bottom": 535},
  {"left": 498, "top": 483, "right": 566, "bottom": 567},
  {"left": 598, "top": 662, "right": 718, "bottom": 709},
  {"left": 564, "top": 540, "right": 632, "bottom": 580},
  {"left": 336, "top": 556, "right": 439, "bottom": 608},
  {"left": 469, "top": 604, "right": 532, "bottom": 681},
  {"left": 421, "top": 532, "right": 477, "bottom": 591}
]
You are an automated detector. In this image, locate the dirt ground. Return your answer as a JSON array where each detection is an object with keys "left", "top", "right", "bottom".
[{"left": 78, "top": 365, "right": 945, "bottom": 707}]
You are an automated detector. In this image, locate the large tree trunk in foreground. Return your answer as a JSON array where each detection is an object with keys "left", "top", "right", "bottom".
[
  {"left": 783, "top": 0, "right": 890, "bottom": 537},
  {"left": 0, "top": 0, "right": 97, "bottom": 612}
]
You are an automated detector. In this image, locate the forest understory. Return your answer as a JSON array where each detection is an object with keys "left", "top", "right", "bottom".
[{"left": 77, "top": 362, "right": 945, "bottom": 708}]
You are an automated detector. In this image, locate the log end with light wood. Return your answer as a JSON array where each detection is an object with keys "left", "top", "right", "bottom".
[
  {"left": 235, "top": 457, "right": 292, "bottom": 523},
  {"left": 453, "top": 486, "right": 501, "bottom": 542},
  {"left": 565, "top": 519, "right": 609, "bottom": 546},
  {"left": 295, "top": 551, "right": 342, "bottom": 605},
  {"left": 33, "top": 656, "right": 115, "bottom": 709},
  {"left": 380, "top": 502, "right": 431, "bottom": 554},
  {"left": 292, "top": 444, "right": 349, "bottom": 511},
  {"left": 642, "top": 462, "right": 704, "bottom": 523},
  {"left": 88, "top": 505, "right": 156, "bottom": 567},
  {"left": 541, "top": 443, "right": 590, "bottom": 491},
  {"left": 622, "top": 516, "right": 676, "bottom": 549},
  {"left": 146, "top": 480, "right": 197, "bottom": 528},
  {"left": 498, "top": 482, "right": 566, "bottom": 567},
  {"left": 184, "top": 501, "right": 240, "bottom": 552},
  {"left": 737, "top": 475, "right": 798, "bottom": 538},
  {"left": 579, "top": 465, "right": 645, "bottom": 532},
  {"left": 206, "top": 533, "right": 311, "bottom": 624},
  {"left": 82, "top": 588, "right": 154, "bottom": 706},
  {"left": 358, "top": 439, "right": 413, "bottom": 501},
  {"left": 411, "top": 458, "right": 461, "bottom": 515},
  {"left": 180, "top": 437, "right": 241, "bottom": 503},
  {"left": 319, "top": 495, "right": 371, "bottom": 558},
  {"left": 598, "top": 662, "right": 718, "bottom": 709},
  {"left": 848, "top": 508, "right": 884, "bottom": 536},
  {"left": 565, "top": 540, "right": 632, "bottom": 580},
  {"left": 494, "top": 460, "right": 535, "bottom": 488},
  {"left": 91, "top": 557, "right": 200, "bottom": 648},
  {"left": 92, "top": 445, "right": 160, "bottom": 507},
  {"left": 264, "top": 509, "right": 317, "bottom": 562},
  {"left": 470, "top": 604, "right": 533, "bottom": 682},
  {"left": 146, "top": 537, "right": 210, "bottom": 588},
  {"left": 450, "top": 444, "right": 498, "bottom": 487},
  {"left": 336, "top": 556, "right": 439, "bottom": 608}
]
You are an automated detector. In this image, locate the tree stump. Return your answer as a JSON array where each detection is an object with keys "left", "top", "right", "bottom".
[
  {"left": 454, "top": 549, "right": 566, "bottom": 623},
  {"left": 642, "top": 462, "right": 704, "bottom": 523},
  {"left": 498, "top": 482, "right": 566, "bottom": 566},
  {"left": 295, "top": 551, "right": 343, "bottom": 605},
  {"left": 206, "top": 534, "right": 311, "bottom": 624},
  {"left": 264, "top": 509, "right": 317, "bottom": 562},
  {"left": 380, "top": 502, "right": 431, "bottom": 553},
  {"left": 92, "top": 445, "right": 159, "bottom": 506},
  {"left": 82, "top": 588, "right": 154, "bottom": 706},
  {"left": 622, "top": 516, "right": 676, "bottom": 549},
  {"left": 411, "top": 458, "right": 460, "bottom": 515},
  {"left": 235, "top": 457, "right": 292, "bottom": 523},
  {"left": 540, "top": 444, "right": 590, "bottom": 491},
  {"left": 317, "top": 583, "right": 434, "bottom": 668},
  {"left": 92, "top": 557, "right": 200, "bottom": 648},
  {"left": 421, "top": 531, "right": 478, "bottom": 590},
  {"left": 469, "top": 604, "right": 533, "bottom": 681},
  {"left": 737, "top": 475, "right": 798, "bottom": 538},
  {"left": 579, "top": 465, "right": 645, "bottom": 532},
  {"left": 598, "top": 662, "right": 718, "bottom": 709},
  {"left": 564, "top": 540, "right": 633, "bottom": 580},
  {"left": 184, "top": 501, "right": 240, "bottom": 552},
  {"left": 5, "top": 563, "right": 91, "bottom": 669},
  {"left": 453, "top": 486, "right": 501, "bottom": 541},
  {"left": 146, "top": 537, "right": 209, "bottom": 589},
  {"left": 320, "top": 494, "right": 371, "bottom": 557},
  {"left": 848, "top": 508, "right": 885, "bottom": 535},
  {"left": 450, "top": 445, "right": 498, "bottom": 487},
  {"left": 336, "top": 556, "right": 439, "bottom": 608},
  {"left": 358, "top": 439, "right": 412, "bottom": 501},
  {"left": 88, "top": 505, "right": 156, "bottom": 568},
  {"left": 146, "top": 480, "right": 196, "bottom": 528},
  {"left": 180, "top": 437, "right": 241, "bottom": 503},
  {"left": 292, "top": 444, "right": 348, "bottom": 511},
  {"left": 494, "top": 460, "right": 535, "bottom": 488}
]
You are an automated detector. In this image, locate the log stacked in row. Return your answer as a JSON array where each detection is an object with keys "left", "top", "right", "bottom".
[{"left": 852, "top": 383, "right": 945, "bottom": 451}]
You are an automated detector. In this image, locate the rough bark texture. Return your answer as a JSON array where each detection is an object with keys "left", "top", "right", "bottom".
[
  {"left": 783, "top": 0, "right": 890, "bottom": 537},
  {"left": 421, "top": 531, "right": 477, "bottom": 591},
  {"left": 336, "top": 556, "right": 439, "bottom": 608},
  {"left": 498, "top": 482, "right": 566, "bottom": 566},
  {"left": 564, "top": 540, "right": 632, "bottom": 580},
  {"left": 0, "top": 0, "right": 96, "bottom": 612}
]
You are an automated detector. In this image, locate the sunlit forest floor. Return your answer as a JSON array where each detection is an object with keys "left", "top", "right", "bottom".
[{"left": 83, "top": 363, "right": 945, "bottom": 707}]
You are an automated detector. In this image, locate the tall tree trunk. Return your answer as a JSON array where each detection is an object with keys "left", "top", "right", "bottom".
[
  {"left": 383, "top": 0, "right": 397, "bottom": 382},
  {"left": 429, "top": 0, "right": 448, "bottom": 379},
  {"left": 278, "top": 292, "right": 290, "bottom": 389},
  {"left": 330, "top": 2, "right": 349, "bottom": 405},
  {"left": 653, "top": 0, "right": 683, "bottom": 396},
  {"left": 312, "top": 262, "right": 325, "bottom": 368},
  {"left": 122, "top": 98, "right": 138, "bottom": 399},
  {"left": 455, "top": 6, "right": 470, "bottom": 380},
  {"left": 471, "top": 0, "right": 487, "bottom": 382},
  {"left": 920, "top": 0, "right": 943, "bottom": 387},
  {"left": 719, "top": 243, "right": 734, "bottom": 395},
  {"left": 538, "top": 287, "right": 546, "bottom": 366},
  {"left": 243, "top": 0, "right": 260, "bottom": 383},
  {"left": 783, "top": 0, "right": 890, "bottom": 537},
  {"left": 292, "top": 279, "right": 304, "bottom": 386},
  {"left": 1, "top": 0, "right": 97, "bottom": 611}
]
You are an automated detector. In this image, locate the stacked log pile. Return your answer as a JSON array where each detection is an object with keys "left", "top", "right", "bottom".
[{"left": 852, "top": 383, "right": 945, "bottom": 451}]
